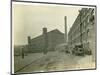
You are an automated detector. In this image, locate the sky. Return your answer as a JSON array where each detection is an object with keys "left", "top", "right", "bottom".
[{"left": 12, "top": 2, "right": 83, "bottom": 45}]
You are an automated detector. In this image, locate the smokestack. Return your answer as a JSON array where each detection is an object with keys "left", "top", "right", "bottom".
[
  {"left": 64, "top": 16, "right": 67, "bottom": 43},
  {"left": 27, "top": 36, "right": 31, "bottom": 52},
  {"left": 43, "top": 27, "right": 47, "bottom": 34},
  {"left": 28, "top": 36, "right": 31, "bottom": 45},
  {"left": 43, "top": 27, "right": 48, "bottom": 54}
]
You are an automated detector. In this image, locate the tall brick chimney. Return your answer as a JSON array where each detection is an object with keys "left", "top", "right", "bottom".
[
  {"left": 43, "top": 27, "right": 48, "bottom": 54},
  {"left": 27, "top": 36, "right": 31, "bottom": 52},
  {"left": 43, "top": 27, "right": 47, "bottom": 34},
  {"left": 28, "top": 36, "right": 31, "bottom": 45}
]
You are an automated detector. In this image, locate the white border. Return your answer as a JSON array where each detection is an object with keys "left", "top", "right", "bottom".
[
  {"left": 0, "top": 0, "right": 100, "bottom": 75},
  {"left": 13, "top": 1, "right": 95, "bottom": 8}
]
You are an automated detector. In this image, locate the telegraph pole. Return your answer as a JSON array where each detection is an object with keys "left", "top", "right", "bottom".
[{"left": 79, "top": 10, "right": 83, "bottom": 46}]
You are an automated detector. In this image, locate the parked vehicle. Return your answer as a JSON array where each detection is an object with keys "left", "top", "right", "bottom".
[{"left": 72, "top": 45, "right": 85, "bottom": 56}]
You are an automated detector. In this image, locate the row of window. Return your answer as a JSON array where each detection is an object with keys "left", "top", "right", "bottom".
[
  {"left": 68, "top": 8, "right": 95, "bottom": 45},
  {"left": 69, "top": 14, "right": 94, "bottom": 39}
]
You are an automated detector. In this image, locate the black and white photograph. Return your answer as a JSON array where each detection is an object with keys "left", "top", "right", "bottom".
[{"left": 12, "top": 1, "right": 96, "bottom": 74}]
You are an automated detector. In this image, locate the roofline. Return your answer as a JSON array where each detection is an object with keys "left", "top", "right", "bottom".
[{"left": 31, "top": 29, "right": 64, "bottom": 40}]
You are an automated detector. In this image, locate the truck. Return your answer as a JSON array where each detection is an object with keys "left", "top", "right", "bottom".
[{"left": 72, "top": 45, "right": 85, "bottom": 56}]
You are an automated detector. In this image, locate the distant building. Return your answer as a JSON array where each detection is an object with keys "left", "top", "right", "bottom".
[
  {"left": 14, "top": 45, "right": 28, "bottom": 56},
  {"left": 28, "top": 28, "right": 65, "bottom": 53},
  {"left": 68, "top": 8, "right": 96, "bottom": 61}
]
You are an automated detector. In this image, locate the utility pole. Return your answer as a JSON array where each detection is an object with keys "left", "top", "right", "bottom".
[
  {"left": 79, "top": 10, "right": 83, "bottom": 47},
  {"left": 64, "top": 16, "right": 67, "bottom": 43}
]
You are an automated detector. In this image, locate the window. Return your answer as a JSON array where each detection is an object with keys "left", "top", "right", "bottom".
[
  {"left": 87, "top": 15, "right": 90, "bottom": 23},
  {"left": 87, "top": 29, "right": 89, "bottom": 37},
  {"left": 83, "top": 11, "right": 86, "bottom": 16},
  {"left": 83, "top": 21, "right": 85, "bottom": 29},
  {"left": 90, "top": 15, "right": 94, "bottom": 23},
  {"left": 91, "top": 9, "right": 94, "bottom": 15}
]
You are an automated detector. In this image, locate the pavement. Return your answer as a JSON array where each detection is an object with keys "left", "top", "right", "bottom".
[
  {"left": 14, "top": 51, "right": 95, "bottom": 73},
  {"left": 14, "top": 53, "right": 45, "bottom": 72},
  {"left": 75, "top": 55, "right": 95, "bottom": 69}
]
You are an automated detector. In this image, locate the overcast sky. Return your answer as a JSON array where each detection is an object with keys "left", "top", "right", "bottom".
[{"left": 12, "top": 2, "right": 83, "bottom": 45}]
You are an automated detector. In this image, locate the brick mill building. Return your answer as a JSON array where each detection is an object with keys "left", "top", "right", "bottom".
[
  {"left": 68, "top": 8, "right": 96, "bottom": 61},
  {"left": 28, "top": 28, "right": 65, "bottom": 53}
]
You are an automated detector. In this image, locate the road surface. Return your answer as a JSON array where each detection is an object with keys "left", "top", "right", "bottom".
[{"left": 15, "top": 51, "right": 95, "bottom": 73}]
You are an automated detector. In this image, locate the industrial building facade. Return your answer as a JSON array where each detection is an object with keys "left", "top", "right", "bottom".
[
  {"left": 28, "top": 28, "right": 65, "bottom": 53},
  {"left": 68, "top": 8, "right": 96, "bottom": 61}
]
